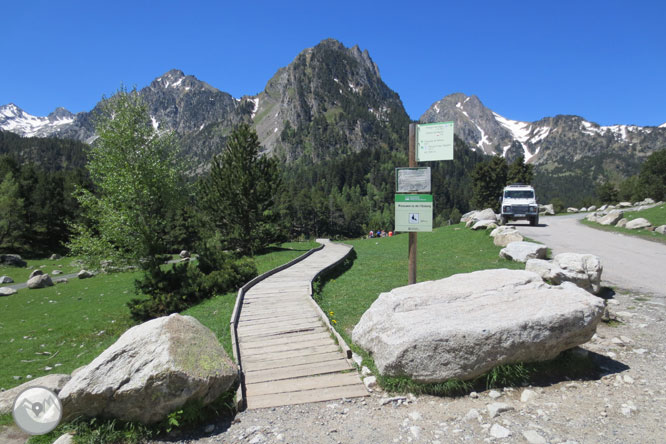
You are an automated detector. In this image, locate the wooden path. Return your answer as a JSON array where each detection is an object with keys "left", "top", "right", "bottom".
[{"left": 235, "top": 240, "right": 368, "bottom": 410}]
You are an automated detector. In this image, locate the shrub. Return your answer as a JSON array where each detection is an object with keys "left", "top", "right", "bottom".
[{"left": 128, "top": 256, "right": 256, "bottom": 321}]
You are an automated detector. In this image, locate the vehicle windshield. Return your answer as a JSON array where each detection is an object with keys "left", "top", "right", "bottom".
[{"left": 504, "top": 190, "right": 534, "bottom": 199}]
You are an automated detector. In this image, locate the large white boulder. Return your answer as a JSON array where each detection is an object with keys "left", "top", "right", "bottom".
[
  {"left": 471, "top": 220, "right": 497, "bottom": 230},
  {"left": 27, "top": 274, "right": 53, "bottom": 289},
  {"left": 352, "top": 269, "right": 604, "bottom": 382},
  {"left": 59, "top": 314, "right": 237, "bottom": 424},
  {"left": 625, "top": 218, "right": 652, "bottom": 230},
  {"left": 0, "top": 287, "right": 17, "bottom": 296},
  {"left": 656, "top": 225, "right": 666, "bottom": 235},
  {"left": 499, "top": 241, "right": 547, "bottom": 262},
  {"left": 493, "top": 230, "right": 524, "bottom": 247},
  {"left": 539, "top": 204, "right": 555, "bottom": 215},
  {"left": 598, "top": 210, "right": 624, "bottom": 226},
  {"left": 527, "top": 254, "right": 603, "bottom": 295}
]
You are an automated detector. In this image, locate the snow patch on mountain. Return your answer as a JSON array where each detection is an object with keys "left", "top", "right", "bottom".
[
  {"left": 493, "top": 112, "right": 531, "bottom": 142},
  {"left": 0, "top": 104, "right": 74, "bottom": 138},
  {"left": 660, "top": 122, "right": 666, "bottom": 128}
]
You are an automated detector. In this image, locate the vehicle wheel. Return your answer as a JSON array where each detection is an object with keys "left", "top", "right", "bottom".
[
  {"left": 530, "top": 216, "right": 538, "bottom": 226},
  {"left": 501, "top": 216, "right": 508, "bottom": 225}
]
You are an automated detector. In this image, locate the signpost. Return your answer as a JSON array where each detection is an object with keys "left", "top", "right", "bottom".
[
  {"left": 416, "top": 121, "right": 454, "bottom": 162},
  {"left": 395, "top": 194, "right": 433, "bottom": 232},
  {"left": 396, "top": 122, "right": 454, "bottom": 284},
  {"left": 396, "top": 167, "right": 431, "bottom": 193}
]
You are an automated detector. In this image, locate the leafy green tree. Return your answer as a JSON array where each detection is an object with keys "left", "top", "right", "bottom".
[
  {"left": 200, "top": 124, "right": 286, "bottom": 255},
  {"left": 507, "top": 155, "right": 534, "bottom": 185},
  {"left": 619, "top": 175, "right": 641, "bottom": 202},
  {"left": 638, "top": 149, "right": 666, "bottom": 201},
  {"left": 550, "top": 197, "right": 565, "bottom": 214},
  {"left": 68, "top": 88, "right": 182, "bottom": 269},
  {"left": 470, "top": 156, "right": 508, "bottom": 212},
  {"left": 595, "top": 182, "right": 619, "bottom": 204},
  {"left": 0, "top": 172, "right": 25, "bottom": 252}
]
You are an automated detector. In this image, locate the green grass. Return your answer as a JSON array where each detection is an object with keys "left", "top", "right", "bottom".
[
  {"left": 580, "top": 219, "right": 666, "bottom": 245},
  {"left": 624, "top": 203, "right": 666, "bottom": 226},
  {"left": 0, "top": 242, "right": 319, "bottom": 391},
  {"left": 315, "top": 225, "right": 524, "bottom": 344},
  {"left": 0, "top": 271, "right": 140, "bottom": 391},
  {"left": 0, "top": 256, "right": 85, "bottom": 287}
]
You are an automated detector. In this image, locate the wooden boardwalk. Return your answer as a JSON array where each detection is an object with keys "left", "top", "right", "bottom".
[{"left": 236, "top": 240, "right": 368, "bottom": 410}]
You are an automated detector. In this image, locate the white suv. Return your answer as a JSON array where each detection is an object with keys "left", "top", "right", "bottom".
[{"left": 500, "top": 184, "right": 539, "bottom": 226}]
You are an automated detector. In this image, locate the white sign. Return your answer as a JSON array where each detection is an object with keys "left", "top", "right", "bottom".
[
  {"left": 395, "top": 194, "right": 433, "bottom": 232},
  {"left": 396, "top": 167, "right": 431, "bottom": 193},
  {"left": 416, "top": 122, "right": 454, "bottom": 162}
]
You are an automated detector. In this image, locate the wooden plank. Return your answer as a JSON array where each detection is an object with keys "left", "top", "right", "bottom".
[
  {"left": 239, "top": 313, "right": 320, "bottom": 324},
  {"left": 246, "top": 372, "right": 363, "bottom": 397},
  {"left": 238, "top": 319, "right": 323, "bottom": 335},
  {"left": 244, "top": 359, "right": 351, "bottom": 384},
  {"left": 243, "top": 351, "right": 345, "bottom": 372},
  {"left": 241, "top": 344, "right": 340, "bottom": 363},
  {"left": 240, "top": 330, "right": 330, "bottom": 347},
  {"left": 239, "top": 337, "right": 333, "bottom": 355},
  {"left": 239, "top": 328, "right": 329, "bottom": 346},
  {"left": 239, "top": 325, "right": 324, "bottom": 340},
  {"left": 247, "top": 384, "right": 369, "bottom": 410}
]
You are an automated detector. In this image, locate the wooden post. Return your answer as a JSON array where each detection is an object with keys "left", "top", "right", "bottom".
[{"left": 408, "top": 123, "right": 417, "bottom": 285}]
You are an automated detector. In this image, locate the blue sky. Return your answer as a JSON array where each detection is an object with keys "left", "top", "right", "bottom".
[{"left": 3, "top": 0, "right": 665, "bottom": 126}]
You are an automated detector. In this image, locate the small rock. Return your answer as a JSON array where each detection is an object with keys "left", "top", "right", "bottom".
[
  {"left": 408, "top": 411, "right": 422, "bottom": 421},
  {"left": 409, "top": 426, "right": 421, "bottom": 439},
  {"left": 522, "top": 429, "right": 547, "bottom": 444},
  {"left": 487, "top": 402, "right": 514, "bottom": 418},
  {"left": 520, "top": 389, "right": 538, "bottom": 403},
  {"left": 469, "top": 391, "right": 479, "bottom": 399},
  {"left": 52, "top": 270, "right": 63, "bottom": 275},
  {"left": 363, "top": 376, "right": 377, "bottom": 390},
  {"left": 464, "top": 408, "right": 480, "bottom": 422},
  {"left": 490, "top": 423, "right": 512, "bottom": 438},
  {"left": 78, "top": 269, "right": 94, "bottom": 279},
  {"left": 623, "top": 375, "right": 635, "bottom": 384},
  {"left": 488, "top": 390, "right": 502, "bottom": 399},
  {"left": 204, "top": 424, "right": 214, "bottom": 433},
  {"left": 249, "top": 433, "right": 267, "bottom": 444},
  {"left": 361, "top": 366, "right": 372, "bottom": 376},
  {"left": 352, "top": 352, "right": 363, "bottom": 367},
  {"left": 0, "top": 276, "right": 14, "bottom": 284},
  {"left": 0, "top": 287, "right": 17, "bottom": 296}
]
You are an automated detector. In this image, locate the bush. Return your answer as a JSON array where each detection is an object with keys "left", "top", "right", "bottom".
[{"left": 128, "top": 255, "right": 257, "bottom": 321}]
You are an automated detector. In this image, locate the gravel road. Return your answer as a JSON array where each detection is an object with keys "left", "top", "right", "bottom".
[{"left": 512, "top": 214, "right": 666, "bottom": 298}]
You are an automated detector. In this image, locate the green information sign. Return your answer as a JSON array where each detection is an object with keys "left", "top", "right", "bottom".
[
  {"left": 395, "top": 194, "right": 433, "bottom": 232},
  {"left": 416, "top": 122, "right": 454, "bottom": 162}
]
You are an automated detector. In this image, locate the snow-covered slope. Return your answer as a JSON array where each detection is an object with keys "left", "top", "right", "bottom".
[
  {"left": 421, "top": 93, "right": 666, "bottom": 166},
  {"left": 0, "top": 104, "right": 75, "bottom": 138}
]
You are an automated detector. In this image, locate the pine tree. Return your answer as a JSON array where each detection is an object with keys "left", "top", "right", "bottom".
[
  {"left": 470, "top": 156, "right": 508, "bottom": 211},
  {"left": 200, "top": 124, "right": 286, "bottom": 255}
]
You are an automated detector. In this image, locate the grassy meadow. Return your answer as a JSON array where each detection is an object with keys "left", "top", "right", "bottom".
[{"left": 0, "top": 242, "right": 318, "bottom": 391}]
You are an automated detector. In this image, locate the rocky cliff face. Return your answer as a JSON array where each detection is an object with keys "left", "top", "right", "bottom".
[{"left": 251, "top": 38, "right": 409, "bottom": 162}]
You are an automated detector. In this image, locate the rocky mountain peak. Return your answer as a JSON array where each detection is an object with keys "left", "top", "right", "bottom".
[{"left": 48, "top": 107, "right": 74, "bottom": 121}]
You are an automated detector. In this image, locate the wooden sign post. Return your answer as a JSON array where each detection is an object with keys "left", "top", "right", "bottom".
[{"left": 408, "top": 123, "right": 417, "bottom": 284}]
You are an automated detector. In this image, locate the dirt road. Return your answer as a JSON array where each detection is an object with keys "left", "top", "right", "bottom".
[{"left": 513, "top": 214, "right": 666, "bottom": 297}]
